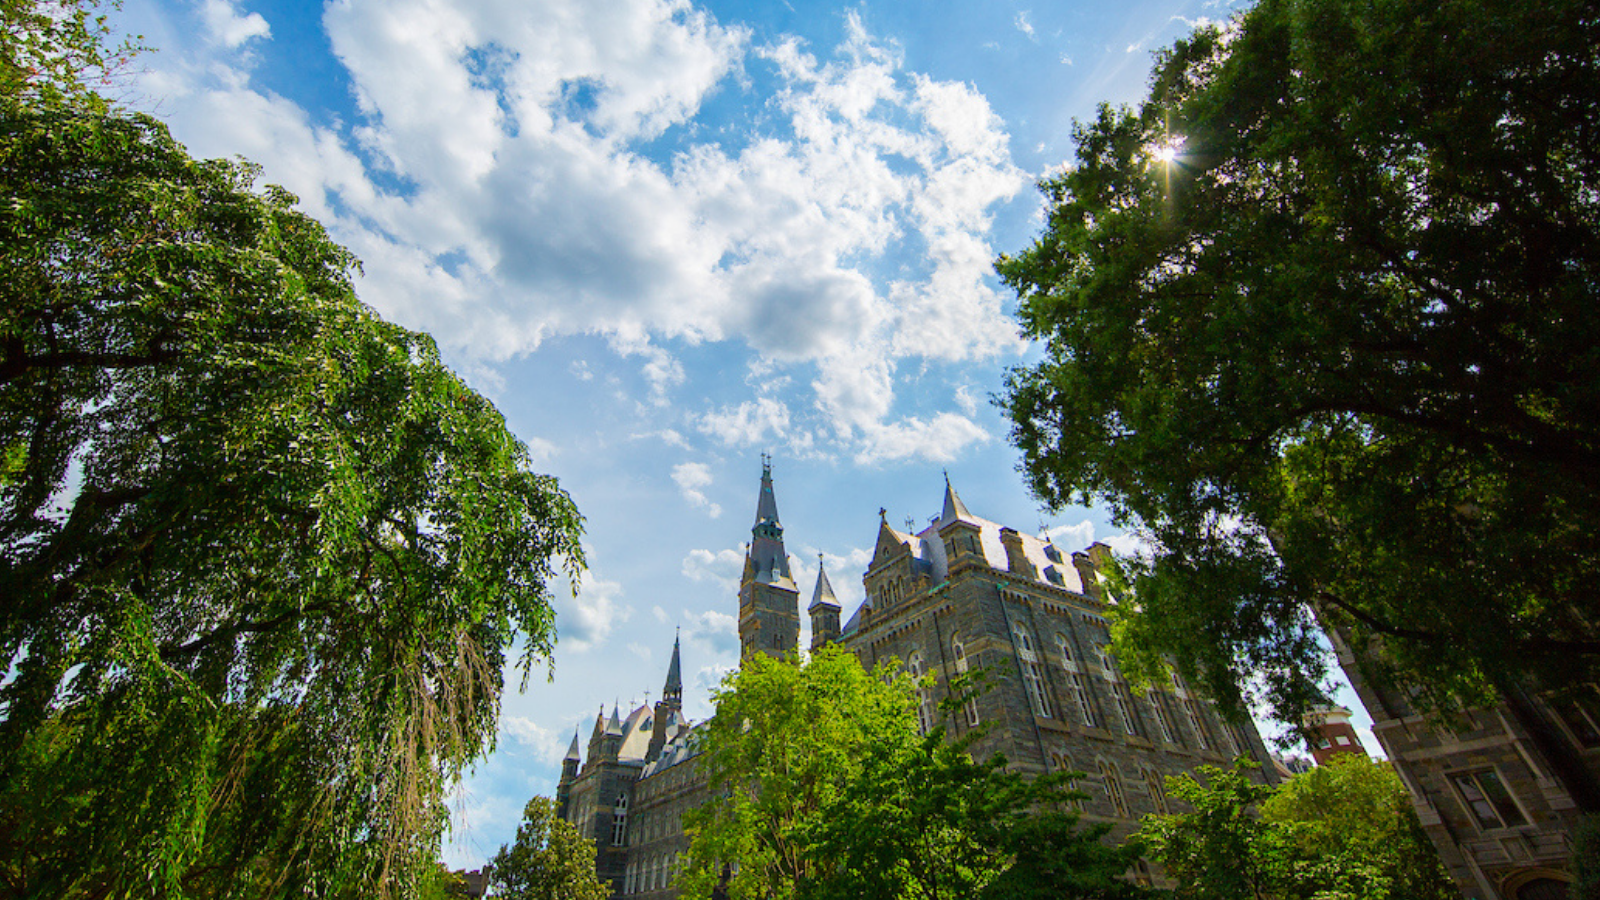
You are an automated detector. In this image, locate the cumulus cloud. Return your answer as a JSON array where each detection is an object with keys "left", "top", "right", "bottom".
[
  {"left": 1047, "top": 518, "right": 1097, "bottom": 550},
  {"left": 199, "top": 0, "right": 270, "bottom": 48},
  {"left": 853, "top": 412, "right": 990, "bottom": 465},
  {"left": 672, "top": 461, "right": 723, "bottom": 517},
  {"left": 555, "top": 573, "right": 631, "bottom": 651},
  {"left": 1014, "top": 11, "right": 1035, "bottom": 38},
  {"left": 500, "top": 716, "right": 568, "bottom": 764},
  {"left": 682, "top": 546, "right": 745, "bottom": 593},
  {"left": 137, "top": 0, "right": 1029, "bottom": 468},
  {"left": 681, "top": 609, "right": 739, "bottom": 655}
]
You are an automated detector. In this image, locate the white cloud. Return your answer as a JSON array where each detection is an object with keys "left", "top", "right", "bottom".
[
  {"left": 500, "top": 716, "right": 567, "bottom": 765},
  {"left": 522, "top": 436, "right": 558, "bottom": 468},
  {"left": 853, "top": 412, "right": 990, "bottom": 465},
  {"left": 682, "top": 546, "right": 745, "bottom": 593},
  {"left": 199, "top": 0, "right": 270, "bottom": 48},
  {"left": 672, "top": 461, "right": 723, "bottom": 518},
  {"left": 698, "top": 397, "right": 792, "bottom": 447},
  {"left": 1014, "top": 11, "right": 1035, "bottom": 38},
  {"left": 681, "top": 609, "right": 739, "bottom": 655},
  {"left": 1046, "top": 519, "right": 1097, "bottom": 550},
  {"left": 555, "top": 572, "right": 631, "bottom": 651},
  {"left": 953, "top": 384, "right": 978, "bottom": 417}
]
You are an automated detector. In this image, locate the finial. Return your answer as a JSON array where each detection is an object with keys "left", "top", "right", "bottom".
[
  {"left": 878, "top": 507, "right": 887, "bottom": 520},
  {"left": 905, "top": 516, "right": 915, "bottom": 531},
  {"left": 943, "top": 468, "right": 950, "bottom": 486}
]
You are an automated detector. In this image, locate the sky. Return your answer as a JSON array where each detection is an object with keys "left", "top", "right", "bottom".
[{"left": 112, "top": 0, "right": 1380, "bottom": 869}]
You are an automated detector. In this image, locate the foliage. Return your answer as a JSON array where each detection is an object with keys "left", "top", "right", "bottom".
[
  {"left": 997, "top": 0, "right": 1600, "bottom": 730},
  {"left": 0, "top": 96, "right": 583, "bottom": 897},
  {"left": 679, "top": 650, "right": 1150, "bottom": 900},
  {"left": 486, "top": 797, "right": 609, "bottom": 900},
  {"left": 1, "top": 0, "right": 142, "bottom": 102},
  {"left": 1138, "top": 758, "right": 1455, "bottom": 900}
]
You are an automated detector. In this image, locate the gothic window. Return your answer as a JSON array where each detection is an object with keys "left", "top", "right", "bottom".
[
  {"left": 1050, "top": 752, "right": 1084, "bottom": 810},
  {"left": 1554, "top": 689, "right": 1600, "bottom": 748},
  {"left": 1149, "top": 694, "right": 1175, "bottom": 743},
  {"left": 625, "top": 860, "right": 636, "bottom": 895},
  {"left": 907, "top": 652, "right": 934, "bottom": 734},
  {"left": 1183, "top": 697, "right": 1210, "bottom": 750},
  {"left": 1144, "top": 768, "right": 1170, "bottom": 814},
  {"left": 1015, "top": 627, "right": 1052, "bottom": 718},
  {"left": 611, "top": 792, "right": 628, "bottom": 846},
  {"left": 1094, "top": 642, "right": 1115, "bottom": 677},
  {"left": 1450, "top": 768, "right": 1527, "bottom": 831},
  {"left": 952, "top": 636, "right": 980, "bottom": 726},
  {"left": 1112, "top": 683, "right": 1139, "bottom": 736},
  {"left": 1099, "top": 760, "right": 1128, "bottom": 818},
  {"left": 1054, "top": 633, "right": 1096, "bottom": 728},
  {"left": 1220, "top": 719, "right": 1242, "bottom": 758}
]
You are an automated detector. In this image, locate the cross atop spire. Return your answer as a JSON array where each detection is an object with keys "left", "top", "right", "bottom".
[{"left": 747, "top": 456, "right": 793, "bottom": 587}]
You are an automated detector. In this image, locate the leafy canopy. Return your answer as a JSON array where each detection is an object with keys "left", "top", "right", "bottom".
[
  {"left": 999, "top": 0, "right": 1600, "bottom": 728},
  {"left": 487, "top": 797, "right": 610, "bottom": 900},
  {"left": 0, "top": 93, "right": 583, "bottom": 897},
  {"left": 1137, "top": 758, "right": 1456, "bottom": 900},
  {"left": 679, "top": 649, "right": 1149, "bottom": 900}
]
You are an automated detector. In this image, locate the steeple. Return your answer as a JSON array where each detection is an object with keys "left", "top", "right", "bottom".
[
  {"left": 746, "top": 454, "right": 795, "bottom": 589},
  {"left": 808, "top": 554, "right": 842, "bottom": 653},
  {"left": 808, "top": 555, "right": 840, "bottom": 612},
  {"left": 565, "top": 728, "right": 582, "bottom": 761},
  {"left": 662, "top": 630, "right": 683, "bottom": 706},
  {"left": 941, "top": 471, "right": 973, "bottom": 523},
  {"left": 739, "top": 455, "right": 801, "bottom": 660}
]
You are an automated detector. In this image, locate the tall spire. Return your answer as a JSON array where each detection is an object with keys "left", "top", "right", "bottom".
[
  {"left": 662, "top": 630, "right": 683, "bottom": 705},
  {"left": 809, "top": 554, "right": 840, "bottom": 612},
  {"left": 941, "top": 471, "right": 973, "bottom": 523},
  {"left": 747, "top": 454, "right": 794, "bottom": 588},
  {"left": 565, "top": 728, "right": 582, "bottom": 761}
]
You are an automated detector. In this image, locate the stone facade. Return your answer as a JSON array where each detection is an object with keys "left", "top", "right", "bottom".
[
  {"left": 558, "top": 462, "right": 1282, "bottom": 897},
  {"left": 1330, "top": 628, "right": 1597, "bottom": 899}
]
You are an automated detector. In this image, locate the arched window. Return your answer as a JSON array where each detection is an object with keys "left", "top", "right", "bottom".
[
  {"left": 951, "top": 636, "right": 979, "bottom": 726},
  {"left": 1144, "top": 767, "right": 1170, "bottom": 814},
  {"left": 1055, "top": 633, "right": 1095, "bottom": 728},
  {"left": 611, "top": 791, "right": 628, "bottom": 846},
  {"left": 1111, "top": 682, "right": 1140, "bottom": 736},
  {"left": 1015, "top": 627, "right": 1052, "bottom": 718},
  {"left": 1182, "top": 697, "right": 1211, "bottom": 751},
  {"left": 907, "top": 652, "right": 934, "bottom": 734},
  {"left": 1099, "top": 760, "right": 1128, "bottom": 818}
]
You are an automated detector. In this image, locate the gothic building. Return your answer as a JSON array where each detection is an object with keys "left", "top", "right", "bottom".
[
  {"left": 557, "top": 461, "right": 1281, "bottom": 898},
  {"left": 1329, "top": 628, "right": 1597, "bottom": 899}
]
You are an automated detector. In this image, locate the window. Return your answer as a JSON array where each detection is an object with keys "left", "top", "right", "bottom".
[
  {"left": 907, "top": 652, "right": 934, "bottom": 734},
  {"left": 952, "top": 637, "right": 980, "bottom": 726},
  {"left": 1555, "top": 691, "right": 1600, "bottom": 748},
  {"left": 611, "top": 792, "right": 628, "bottom": 846},
  {"left": 1015, "top": 627, "right": 1052, "bottom": 718},
  {"left": 1112, "top": 683, "right": 1139, "bottom": 736},
  {"left": 1144, "top": 768, "right": 1170, "bottom": 814},
  {"left": 1149, "top": 695, "right": 1175, "bottom": 743},
  {"left": 1451, "top": 769, "right": 1527, "bottom": 830},
  {"left": 1051, "top": 752, "right": 1084, "bottom": 810},
  {"left": 1221, "top": 721, "right": 1243, "bottom": 758},
  {"left": 1054, "top": 634, "right": 1096, "bottom": 728},
  {"left": 1183, "top": 697, "right": 1210, "bottom": 750},
  {"left": 1099, "top": 760, "right": 1128, "bottom": 818}
]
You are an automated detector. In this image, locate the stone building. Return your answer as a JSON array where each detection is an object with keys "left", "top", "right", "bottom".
[
  {"left": 1330, "top": 629, "right": 1598, "bottom": 899},
  {"left": 558, "top": 460, "right": 1281, "bottom": 897}
]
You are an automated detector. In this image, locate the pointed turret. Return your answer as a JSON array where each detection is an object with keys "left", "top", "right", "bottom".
[
  {"left": 739, "top": 455, "right": 801, "bottom": 660},
  {"left": 940, "top": 471, "right": 973, "bottom": 523},
  {"left": 606, "top": 703, "right": 622, "bottom": 734},
  {"left": 565, "top": 729, "right": 583, "bottom": 761},
  {"left": 662, "top": 631, "right": 683, "bottom": 706},
  {"left": 808, "top": 554, "right": 842, "bottom": 653},
  {"left": 649, "top": 633, "right": 685, "bottom": 763},
  {"left": 556, "top": 726, "right": 582, "bottom": 819}
]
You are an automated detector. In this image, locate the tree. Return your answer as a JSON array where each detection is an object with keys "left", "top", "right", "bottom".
[
  {"left": 1259, "top": 756, "right": 1456, "bottom": 900},
  {"left": 997, "top": 0, "right": 1600, "bottom": 797},
  {"left": 678, "top": 650, "right": 1149, "bottom": 900},
  {"left": 486, "top": 797, "right": 609, "bottom": 900},
  {"left": 1, "top": 0, "right": 142, "bottom": 101},
  {"left": 1137, "top": 758, "right": 1456, "bottom": 900},
  {"left": 0, "top": 92, "right": 583, "bottom": 898}
]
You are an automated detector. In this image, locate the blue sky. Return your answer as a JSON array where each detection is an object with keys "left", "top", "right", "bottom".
[{"left": 114, "top": 0, "right": 1377, "bottom": 869}]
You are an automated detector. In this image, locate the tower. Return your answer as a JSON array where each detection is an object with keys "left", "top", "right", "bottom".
[
  {"left": 556, "top": 729, "right": 581, "bottom": 818},
  {"left": 738, "top": 455, "right": 800, "bottom": 659},
  {"left": 808, "top": 555, "right": 841, "bottom": 653},
  {"left": 648, "top": 632, "right": 684, "bottom": 762}
]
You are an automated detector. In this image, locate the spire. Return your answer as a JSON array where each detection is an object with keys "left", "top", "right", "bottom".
[
  {"left": 747, "top": 455, "right": 794, "bottom": 588},
  {"left": 606, "top": 703, "right": 622, "bottom": 734},
  {"left": 809, "top": 554, "right": 840, "bottom": 612},
  {"left": 565, "top": 728, "right": 582, "bottom": 761},
  {"left": 662, "top": 630, "right": 683, "bottom": 704},
  {"left": 941, "top": 471, "right": 973, "bottom": 523},
  {"left": 590, "top": 705, "right": 605, "bottom": 739}
]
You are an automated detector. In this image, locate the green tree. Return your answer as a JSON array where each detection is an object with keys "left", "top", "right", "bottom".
[
  {"left": 679, "top": 650, "right": 1149, "bottom": 900},
  {"left": 0, "top": 96, "right": 583, "bottom": 897},
  {"left": 1138, "top": 759, "right": 1456, "bottom": 900},
  {"left": 997, "top": 0, "right": 1600, "bottom": 806},
  {"left": 1260, "top": 756, "right": 1456, "bottom": 900},
  {"left": 486, "top": 797, "right": 609, "bottom": 900},
  {"left": 1, "top": 0, "right": 142, "bottom": 101}
]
